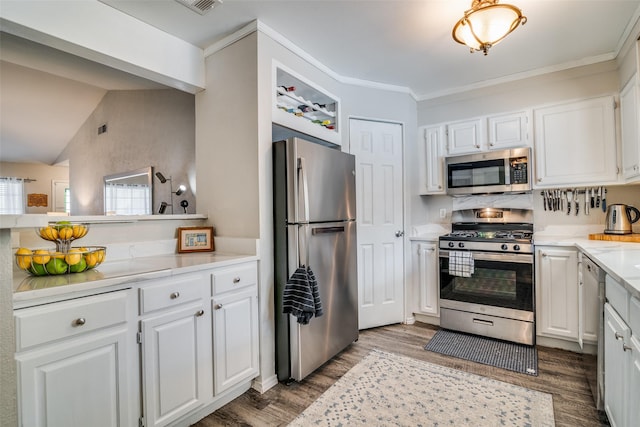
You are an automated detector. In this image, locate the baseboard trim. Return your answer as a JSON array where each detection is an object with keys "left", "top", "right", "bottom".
[{"left": 252, "top": 373, "right": 279, "bottom": 394}]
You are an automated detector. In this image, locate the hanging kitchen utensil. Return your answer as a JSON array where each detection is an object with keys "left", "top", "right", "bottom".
[
  {"left": 602, "top": 187, "right": 607, "bottom": 212},
  {"left": 566, "top": 189, "right": 572, "bottom": 215},
  {"left": 584, "top": 188, "right": 589, "bottom": 215},
  {"left": 574, "top": 188, "right": 579, "bottom": 216}
]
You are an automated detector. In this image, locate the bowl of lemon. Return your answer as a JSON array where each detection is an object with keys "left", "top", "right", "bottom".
[
  {"left": 36, "top": 221, "right": 90, "bottom": 253},
  {"left": 15, "top": 246, "right": 107, "bottom": 276}
]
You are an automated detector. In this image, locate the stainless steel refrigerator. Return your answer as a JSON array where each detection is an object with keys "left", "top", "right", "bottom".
[{"left": 274, "top": 137, "right": 358, "bottom": 382}]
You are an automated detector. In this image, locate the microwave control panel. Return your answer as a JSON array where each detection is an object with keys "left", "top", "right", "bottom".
[{"left": 510, "top": 157, "right": 529, "bottom": 184}]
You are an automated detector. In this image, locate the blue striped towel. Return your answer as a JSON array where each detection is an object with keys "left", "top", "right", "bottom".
[{"left": 283, "top": 265, "right": 323, "bottom": 325}]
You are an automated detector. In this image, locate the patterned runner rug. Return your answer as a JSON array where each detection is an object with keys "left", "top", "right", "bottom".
[
  {"left": 288, "top": 349, "right": 554, "bottom": 426},
  {"left": 424, "top": 329, "right": 538, "bottom": 376}
]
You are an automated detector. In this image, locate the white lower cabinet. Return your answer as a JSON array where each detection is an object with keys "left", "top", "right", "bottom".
[
  {"left": 15, "top": 261, "right": 260, "bottom": 427},
  {"left": 603, "top": 275, "right": 640, "bottom": 427},
  {"left": 140, "top": 302, "right": 212, "bottom": 427},
  {"left": 535, "top": 246, "right": 579, "bottom": 340},
  {"left": 14, "top": 290, "right": 135, "bottom": 427},
  {"left": 411, "top": 241, "right": 439, "bottom": 316},
  {"left": 211, "top": 263, "right": 260, "bottom": 395}
]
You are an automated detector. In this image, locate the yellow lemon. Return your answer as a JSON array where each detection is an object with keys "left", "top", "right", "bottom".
[
  {"left": 32, "top": 249, "right": 51, "bottom": 264},
  {"left": 72, "top": 225, "right": 86, "bottom": 239},
  {"left": 59, "top": 227, "right": 73, "bottom": 240},
  {"left": 15, "top": 248, "right": 32, "bottom": 270},
  {"left": 85, "top": 252, "right": 98, "bottom": 268},
  {"left": 64, "top": 249, "right": 83, "bottom": 266},
  {"left": 95, "top": 249, "right": 106, "bottom": 263}
]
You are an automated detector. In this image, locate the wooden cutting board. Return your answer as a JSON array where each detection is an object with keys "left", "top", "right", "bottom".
[{"left": 589, "top": 233, "right": 640, "bottom": 242}]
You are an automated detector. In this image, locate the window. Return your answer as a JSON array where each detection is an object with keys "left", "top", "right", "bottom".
[
  {"left": 64, "top": 188, "right": 71, "bottom": 214},
  {"left": 0, "top": 177, "right": 25, "bottom": 214},
  {"left": 105, "top": 183, "right": 151, "bottom": 215}
]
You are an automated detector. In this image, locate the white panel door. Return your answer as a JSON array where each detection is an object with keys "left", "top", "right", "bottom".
[{"left": 350, "top": 119, "right": 404, "bottom": 329}]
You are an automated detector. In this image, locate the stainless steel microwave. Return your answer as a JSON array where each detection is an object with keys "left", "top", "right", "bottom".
[{"left": 445, "top": 147, "right": 532, "bottom": 196}]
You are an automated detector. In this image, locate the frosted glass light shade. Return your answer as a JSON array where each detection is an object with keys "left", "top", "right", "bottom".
[{"left": 452, "top": 0, "right": 526, "bottom": 55}]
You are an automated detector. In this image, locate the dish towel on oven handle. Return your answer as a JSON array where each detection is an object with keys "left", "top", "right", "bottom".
[{"left": 449, "top": 251, "right": 474, "bottom": 278}]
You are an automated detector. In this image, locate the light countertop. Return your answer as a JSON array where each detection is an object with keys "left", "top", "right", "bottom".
[
  {"left": 533, "top": 234, "right": 640, "bottom": 299},
  {"left": 12, "top": 252, "right": 258, "bottom": 309}
]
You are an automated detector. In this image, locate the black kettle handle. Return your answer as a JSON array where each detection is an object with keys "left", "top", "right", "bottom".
[{"left": 628, "top": 206, "right": 640, "bottom": 224}]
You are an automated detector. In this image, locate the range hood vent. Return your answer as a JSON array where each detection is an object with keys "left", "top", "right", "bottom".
[{"left": 174, "top": 0, "right": 222, "bottom": 15}]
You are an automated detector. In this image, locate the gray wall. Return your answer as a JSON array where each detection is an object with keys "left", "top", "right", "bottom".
[{"left": 63, "top": 89, "right": 196, "bottom": 216}]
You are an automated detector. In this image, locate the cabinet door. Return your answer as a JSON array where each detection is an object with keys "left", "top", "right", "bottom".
[
  {"left": 629, "top": 335, "right": 640, "bottom": 427},
  {"left": 487, "top": 111, "right": 530, "bottom": 149},
  {"left": 141, "top": 302, "right": 212, "bottom": 427},
  {"left": 446, "top": 118, "right": 486, "bottom": 155},
  {"left": 620, "top": 74, "right": 640, "bottom": 181},
  {"left": 533, "top": 96, "right": 617, "bottom": 187},
  {"left": 212, "top": 287, "right": 259, "bottom": 395},
  {"left": 604, "top": 303, "right": 630, "bottom": 427},
  {"left": 580, "top": 265, "right": 600, "bottom": 345},
  {"left": 416, "top": 242, "right": 439, "bottom": 316},
  {"left": 536, "top": 247, "right": 579, "bottom": 340},
  {"left": 17, "top": 327, "right": 132, "bottom": 427},
  {"left": 419, "top": 125, "right": 445, "bottom": 194}
]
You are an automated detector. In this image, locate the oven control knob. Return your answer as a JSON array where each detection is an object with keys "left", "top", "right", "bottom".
[
  {"left": 458, "top": 242, "right": 464, "bottom": 248},
  {"left": 501, "top": 244, "right": 508, "bottom": 251},
  {"left": 448, "top": 242, "right": 454, "bottom": 248},
  {"left": 514, "top": 244, "right": 521, "bottom": 251}
]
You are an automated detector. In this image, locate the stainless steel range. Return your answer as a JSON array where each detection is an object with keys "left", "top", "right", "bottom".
[{"left": 439, "top": 208, "right": 535, "bottom": 345}]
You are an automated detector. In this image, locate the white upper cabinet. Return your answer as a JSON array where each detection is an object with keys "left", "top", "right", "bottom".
[
  {"left": 620, "top": 74, "right": 640, "bottom": 182},
  {"left": 445, "top": 111, "right": 530, "bottom": 156},
  {"left": 533, "top": 95, "right": 618, "bottom": 187},
  {"left": 272, "top": 61, "right": 341, "bottom": 145},
  {"left": 446, "top": 117, "right": 486, "bottom": 155},
  {"left": 487, "top": 110, "right": 530, "bottom": 149},
  {"left": 418, "top": 125, "right": 446, "bottom": 195}
]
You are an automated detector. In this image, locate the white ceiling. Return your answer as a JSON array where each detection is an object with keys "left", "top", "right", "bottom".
[{"left": 2, "top": 0, "right": 640, "bottom": 165}]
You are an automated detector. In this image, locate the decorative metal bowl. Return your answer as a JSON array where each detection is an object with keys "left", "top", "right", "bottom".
[{"left": 15, "top": 246, "right": 107, "bottom": 276}]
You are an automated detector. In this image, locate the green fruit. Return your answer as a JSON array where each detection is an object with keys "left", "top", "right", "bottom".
[
  {"left": 69, "top": 258, "right": 87, "bottom": 273},
  {"left": 45, "top": 258, "right": 68, "bottom": 275},
  {"left": 29, "top": 263, "right": 47, "bottom": 276}
]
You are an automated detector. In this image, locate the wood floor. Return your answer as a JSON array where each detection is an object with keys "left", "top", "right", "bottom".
[{"left": 193, "top": 322, "right": 608, "bottom": 427}]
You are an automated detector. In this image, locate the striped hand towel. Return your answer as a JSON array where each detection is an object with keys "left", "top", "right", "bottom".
[{"left": 283, "top": 265, "right": 323, "bottom": 325}]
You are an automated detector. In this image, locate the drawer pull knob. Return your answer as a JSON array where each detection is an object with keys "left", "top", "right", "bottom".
[
  {"left": 214, "top": 303, "right": 223, "bottom": 310},
  {"left": 195, "top": 309, "right": 205, "bottom": 317},
  {"left": 233, "top": 277, "right": 241, "bottom": 284},
  {"left": 73, "top": 318, "right": 86, "bottom": 327},
  {"left": 170, "top": 292, "right": 180, "bottom": 299}
]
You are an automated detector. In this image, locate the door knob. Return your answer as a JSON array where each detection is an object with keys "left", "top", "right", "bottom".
[{"left": 395, "top": 230, "right": 404, "bottom": 237}]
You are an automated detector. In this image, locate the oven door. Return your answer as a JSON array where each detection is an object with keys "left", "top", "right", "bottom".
[{"left": 439, "top": 250, "right": 534, "bottom": 315}]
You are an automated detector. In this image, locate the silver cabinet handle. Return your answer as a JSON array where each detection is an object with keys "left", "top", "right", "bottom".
[
  {"left": 615, "top": 332, "right": 624, "bottom": 340},
  {"left": 624, "top": 344, "right": 632, "bottom": 352},
  {"left": 195, "top": 309, "right": 205, "bottom": 317},
  {"left": 73, "top": 318, "right": 86, "bottom": 327},
  {"left": 170, "top": 292, "right": 180, "bottom": 299},
  {"left": 214, "top": 303, "right": 223, "bottom": 310},
  {"left": 233, "top": 277, "right": 241, "bottom": 284},
  {"left": 395, "top": 230, "right": 405, "bottom": 237}
]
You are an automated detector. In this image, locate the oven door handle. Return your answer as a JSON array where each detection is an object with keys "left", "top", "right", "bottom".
[{"left": 439, "top": 250, "right": 533, "bottom": 264}]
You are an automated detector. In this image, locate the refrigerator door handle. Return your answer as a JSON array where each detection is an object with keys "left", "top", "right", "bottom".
[{"left": 298, "top": 157, "right": 311, "bottom": 266}]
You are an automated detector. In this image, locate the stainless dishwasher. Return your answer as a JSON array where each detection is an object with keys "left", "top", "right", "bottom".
[{"left": 581, "top": 254, "right": 605, "bottom": 411}]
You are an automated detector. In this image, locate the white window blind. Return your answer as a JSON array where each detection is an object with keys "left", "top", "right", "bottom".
[
  {"left": 0, "top": 177, "right": 25, "bottom": 214},
  {"left": 105, "top": 183, "right": 150, "bottom": 215}
]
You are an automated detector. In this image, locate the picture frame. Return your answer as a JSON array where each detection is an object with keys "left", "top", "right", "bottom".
[{"left": 177, "top": 226, "right": 215, "bottom": 253}]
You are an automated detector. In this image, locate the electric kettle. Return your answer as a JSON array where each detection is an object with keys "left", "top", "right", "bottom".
[{"left": 604, "top": 204, "right": 640, "bottom": 234}]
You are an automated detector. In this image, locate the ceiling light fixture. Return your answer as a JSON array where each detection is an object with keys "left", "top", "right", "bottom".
[{"left": 452, "top": 0, "right": 527, "bottom": 55}]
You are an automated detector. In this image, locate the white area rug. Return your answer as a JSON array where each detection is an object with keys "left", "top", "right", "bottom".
[{"left": 289, "top": 349, "right": 555, "bottom": 426}]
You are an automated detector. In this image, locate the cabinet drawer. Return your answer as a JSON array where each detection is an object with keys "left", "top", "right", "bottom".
[
  {"left": 606, "top": 275, "right": 629, "bottom": 321},
  {"left": 15, "top": 290, "right": 129, "bottom": 351},
  {"left": 139, "top": 274, "right": 205, "bottom": 314},
  {"left": 212, "top": 263, "right": 257, "bottom": 295}
]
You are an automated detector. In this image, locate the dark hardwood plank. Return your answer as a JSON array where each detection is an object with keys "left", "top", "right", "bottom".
[{"left": 193, "top": 323, "right": 607, "bottom": 426}]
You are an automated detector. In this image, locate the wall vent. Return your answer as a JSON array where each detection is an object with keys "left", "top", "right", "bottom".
[
  {"left": 98, "top": 123, "right": 107, "bottom": 135},
  {"left": 174, "top": 0, "right": 222, "bottom": 15}
]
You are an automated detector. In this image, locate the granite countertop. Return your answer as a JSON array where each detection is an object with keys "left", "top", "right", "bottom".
[
  {"left": 12, "top": 252, "right": 258, "bottom": 308},
  {"left": 533, "top": 234, "right": 640, "bottom": 299}
]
